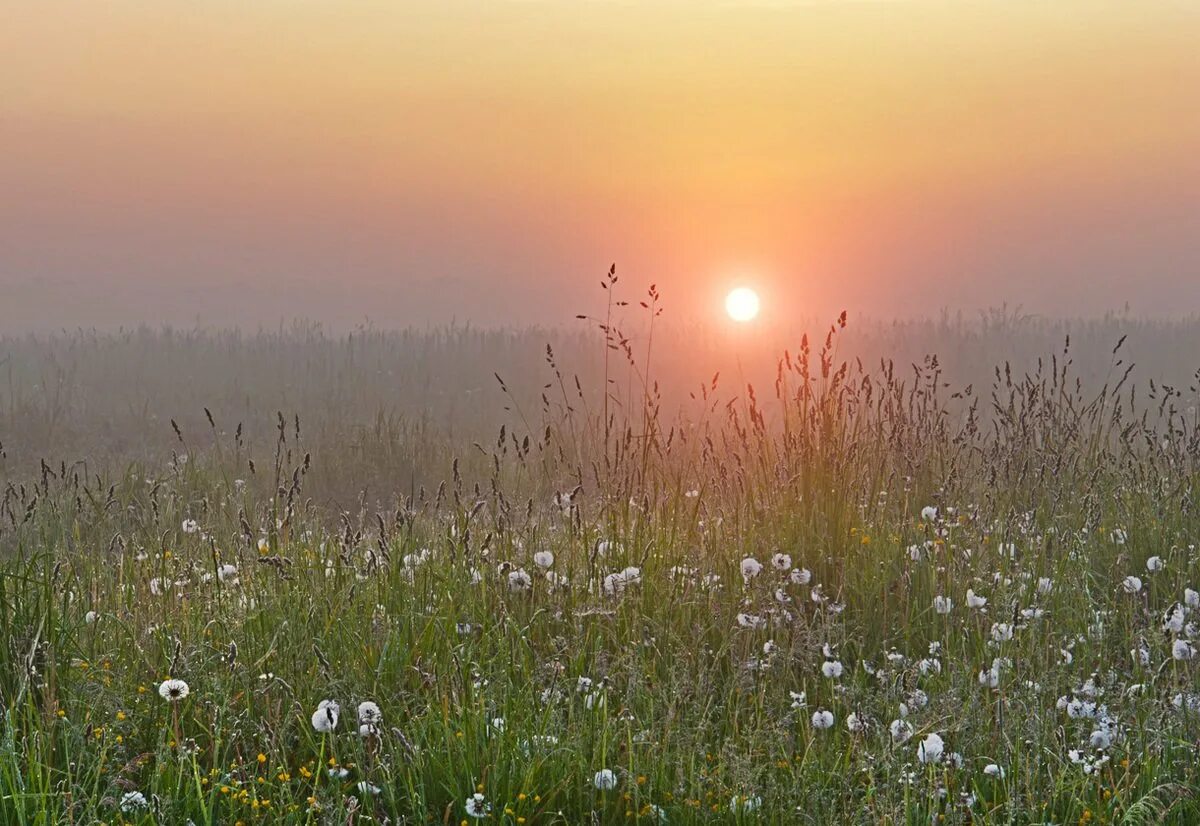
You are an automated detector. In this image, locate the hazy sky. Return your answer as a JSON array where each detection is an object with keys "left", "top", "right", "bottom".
[{"left": 2, "top": 0, "right": 1198, "bottom": 330}]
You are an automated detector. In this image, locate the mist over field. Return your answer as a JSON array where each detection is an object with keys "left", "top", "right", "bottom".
[{"left": 3, "top": 310, "right": 1200, "bottom": 491}]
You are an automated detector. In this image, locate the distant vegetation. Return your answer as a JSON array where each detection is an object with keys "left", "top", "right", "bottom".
[{"left": 2, "top": 301, "right": 1200, "bottom": 823}]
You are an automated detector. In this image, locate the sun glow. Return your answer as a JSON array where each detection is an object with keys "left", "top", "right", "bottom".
[{"left": 725, "top": 287, "right": 760, "bottom": 323}]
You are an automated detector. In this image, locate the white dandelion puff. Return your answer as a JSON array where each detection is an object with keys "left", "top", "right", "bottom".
[
  {"left": 593, "top": 768, "right": 618, "bottom": 790},
  {"left": 821, "top": 660, "right": 844, "bottom": 679},
  {"left": 464, "top": 793, "right": 491, "bottom": 818},
  {"left": 917, "top": 733, "right": 944, "bottom": 764},
  {"left": 889, "top": 718, "right": 913, "bottom": 744},
  {"left": 158, "top": 679, "right": 190, "bottom": 702},
  {"left": 311, "top": 699, "right": 340, "bottom": 733},
  {"left": 740, "top": 557, "right": 763, "bottom": 582},
  {"left": 357, "top": 701, "right": 382, "bottom": 725},
  {"left": 790, "top": 568, "right": 812, "bottom": 585},
  {"left": 120, "top": 791, "right": 149, "bottom": 812}
]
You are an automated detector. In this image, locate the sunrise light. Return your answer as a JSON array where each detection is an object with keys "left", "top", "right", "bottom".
[{"left": 725, "top": 287, "right": 761, "bottom": 323}]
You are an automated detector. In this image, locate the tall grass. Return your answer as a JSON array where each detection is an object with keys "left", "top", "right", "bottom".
[{"left": 1, "top": 298, "right": 1200, "bottom": 823}]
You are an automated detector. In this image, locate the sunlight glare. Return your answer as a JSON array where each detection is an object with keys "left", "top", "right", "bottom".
[{"left": 725, "top": 287, "right": 761, "bottom": 322}]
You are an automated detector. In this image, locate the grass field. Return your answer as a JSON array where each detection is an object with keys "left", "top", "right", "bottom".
[{"left": 2, "top": 308, "right": 1200, "bottom": 823}]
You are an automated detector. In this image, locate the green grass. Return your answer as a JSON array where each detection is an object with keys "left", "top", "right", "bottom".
[{"left": 2, "top": 313, "right": 1200, "bottom": 824}]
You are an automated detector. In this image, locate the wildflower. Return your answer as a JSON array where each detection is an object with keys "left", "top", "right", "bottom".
[
  {"left": 158, "top": 679, "right": 190, "bottom": 702},
  {"left": 465, "top": 793, "right": 491, "bottom": 818},
  {"left": 990, "top": 623, "right": 1013, "bottom": 643},
  {"left": 789, "top": 567, "right": 812, "bottom": 585},
  {"left": 736, "top": 612, "right": 766, "bottom": 629},
  {"left": 1122, "top": 576, "right": 1143, "bottom": 594},
  {"left": 182, "top": 519, "right": 200, "bottom": 534},
  {"left": 811, "top": 709, "right": 835, "bottom": 729},
  {"left": 357, "top": 700, "right": 382, "bottom": 727},
  {"left": 917, "top": 733, "right": 944, "bottom": 764},
  {"left": 920, "top": 506, "right": 938, "bottom": 522},
  {"left": 217, "top": 564, "right": 238, "bottom": 583},
  {"left": 1164, "top": 605, "right": 1186, "bottom": 634},
  {"left": 507, "top": 569, "right": 532, "bottom": 591},
  {"left": 1064, "top": 698, "right": 1097, "bottom": 719},
  {"left": 740, "top": 557, "right": 763, "bottom": 582},
  {"left": 771, "top": 553, "right": 792, "bottom": 571},
  {"left": 604, "top": 567, "right": 641, "bottom": 595},
  {"left": 356, "top": 781, "right": 381, "bottom": 795},
  {"left": 845, "top": 712, "right": 866, "bottom": 733},
  {"left": 889, "top": 718, "right": 913, "bottom": 744},
  {"left": 933, "top": 595, "right": 952, "bottom": 615},
  {"left": 1185, "top": 588, "right": 1200, "bottom": 608},
  {"left": 311, "top": 700, "right": 340, "bottom": 733},
  {"left": 983, "top": 763, "right": 1005, "bottom": 778},
  {"left": 85, "top": 610, "right": 98, "bottom": 624},
  {"left": 1147, "top": 556, "right": 1165, "bottom": 573},
  {"left": 966, "top": 589, "right": 988, "bottom": 609},
  {"left": 593, "top": 769, "right": 618, "bottom": 790},
  {"left": 821, "top": 660, "right": 844, "bottom": 679},
  {"left": 120, "top": 791, "right": 149, "bottom": 812},
  {"left": 789, "top": 691, "right": 807, "bottom": 709},
  {"left": 1037, "top": 577, "right": 1053, "bottom": 594},
  {"left": 1173, "top": 639, "right": 1197, "bottom": 661},
  {"left": 533, "top": 550, "right": 554, "bottom": 569}
]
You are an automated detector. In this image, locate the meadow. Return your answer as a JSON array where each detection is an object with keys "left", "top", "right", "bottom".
[{"left": 3, "top": 298, "right": 1200, "bottom": 824}]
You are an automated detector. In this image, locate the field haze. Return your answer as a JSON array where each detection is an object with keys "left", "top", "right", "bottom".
[{"left": 2, "top": 310, "right": 1200, "bottom": 823}]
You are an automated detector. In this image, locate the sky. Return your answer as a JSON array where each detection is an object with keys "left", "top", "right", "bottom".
[{"left": 2, "top": 0, "right": 1198, "bottom": 331}]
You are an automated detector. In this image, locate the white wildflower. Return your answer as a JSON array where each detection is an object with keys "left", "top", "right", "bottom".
[
  {"left": 158, "top": 679, "right": 190, "bottom": 702},
  {"left": 740, "top": 557, "right": 763, "bottom": 582},
  {"left": 311, "top": 699, "right": 340, "bottom": 733},
  {"left": 465, "top": 793, "right": 491, "bottom": 818},
  {"left": 593, "top": 768, "right": 617, "bottom": 790},
  {"left": 917, "top": 733, "right": 944, "bottom": 764}
]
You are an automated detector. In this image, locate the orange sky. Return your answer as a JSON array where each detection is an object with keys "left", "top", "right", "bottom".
[{"left": 2, "top": 1, "right": 1198, "bottom": 329}]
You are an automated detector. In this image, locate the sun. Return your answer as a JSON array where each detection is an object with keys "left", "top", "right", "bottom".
[{"left": 725, "top": 287, "right": 761, "bottom": 322}]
